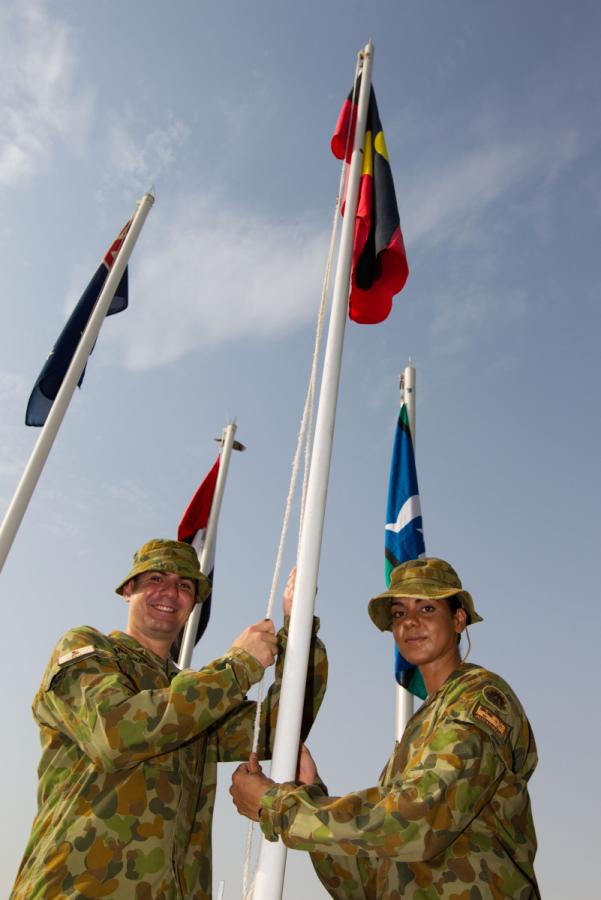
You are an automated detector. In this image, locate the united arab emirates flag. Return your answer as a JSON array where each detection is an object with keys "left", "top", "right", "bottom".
[
  {"left": 385, "top": 403, "right": 427, "bottom": 699},
  {"left": 171, "top": 456, "right": 220, "bottom": 659},
  {"left": 332, "top": 81, "right": 409, "bottom": 324}
]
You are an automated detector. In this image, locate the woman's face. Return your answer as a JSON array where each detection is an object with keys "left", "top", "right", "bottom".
[{"left": 390, "top": 596, "right": 466, "bottom": 668}]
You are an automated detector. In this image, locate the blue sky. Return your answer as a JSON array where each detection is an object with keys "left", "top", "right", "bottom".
[{"left": 1, "top": 1, "right": 600, "bottom": 896}]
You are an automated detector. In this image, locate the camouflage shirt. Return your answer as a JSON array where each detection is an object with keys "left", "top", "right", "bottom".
[
  {"left": 12, "top": 621, "right": 327, "bottom": 900},
  {"left": 259, "top": 664, "right": 539, "bottom": 899}
]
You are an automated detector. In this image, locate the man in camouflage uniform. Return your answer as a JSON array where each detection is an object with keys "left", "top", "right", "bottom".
[
  {"left": 231, "top": 557, "right": 539, "bottom": 899},
  {"left": 12, "top": 539, "right": 327, "bottom": 899}
]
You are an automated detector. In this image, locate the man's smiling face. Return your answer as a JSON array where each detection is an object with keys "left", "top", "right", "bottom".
[{"left": 123, "top": 570, "right": 196, "bottom": 651}]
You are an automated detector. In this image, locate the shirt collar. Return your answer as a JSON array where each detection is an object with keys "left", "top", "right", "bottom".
[{"left": 109, "top": 630, "right": 176, "bottom": 672}]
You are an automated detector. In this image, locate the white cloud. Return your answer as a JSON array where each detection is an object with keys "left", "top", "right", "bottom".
[
  {"left": 0, "top": 371, "right": 32, "bottom": 486},
  {"left": 0, "top": 0, "right": 92, "bottom": 186},
  {"left": 108, "top": 479, "right": 152, "bottom": 509},
  {"left": 428, "top": 281, "right": 527, "bottom": 357},
  {"left": 402, "top": 133, "right": 581, "bottom": 252},
  {"left": 110, "top": 197, "right": 329, "bottom": 370},
  {"left": 104, "top": 116, "right": 190, "bottom": 193}
]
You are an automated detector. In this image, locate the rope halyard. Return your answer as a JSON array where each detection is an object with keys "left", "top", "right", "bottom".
[{"left": 240, "top": 52, "right": 363, "bottom": 900}]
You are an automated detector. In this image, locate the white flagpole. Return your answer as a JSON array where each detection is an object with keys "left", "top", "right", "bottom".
[
  {"left": 395, "top": 361, "right": 416, "bottom": 741},
  {"left": 251, "top": 40, "right": 375, "bottom": 900},
  {"left": 178, "top": 421, "right": 238, "bottom": 669},
  {"left": 0, "top": 192, "right": 155, "bottom": 574}
]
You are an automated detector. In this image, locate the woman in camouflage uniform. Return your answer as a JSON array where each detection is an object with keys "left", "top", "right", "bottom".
[{"left": 231, "top": 557, "right": 539, "bottom": 899}]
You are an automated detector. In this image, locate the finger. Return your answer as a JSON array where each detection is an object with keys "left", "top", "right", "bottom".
[
  {"left": 248, "top": 752, "right": 261, "bottom": 774},
  {"left": 254, "top": 619, "right": 276, "bottom": 633}
]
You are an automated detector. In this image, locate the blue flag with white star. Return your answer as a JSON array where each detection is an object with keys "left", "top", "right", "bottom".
[{"left": 385, "top": 402, "right": 427, "bottom": 699}]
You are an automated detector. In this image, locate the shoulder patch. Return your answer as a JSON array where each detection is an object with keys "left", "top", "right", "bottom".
[
  {"left": 58, "top": 645, "right": 96, "bottom": 666},
  {"left": 482, "top": 685, "right": 508, "bottom": 712},
  {"left": 474, "top": 703, "right": 508, "bottom": 738}
]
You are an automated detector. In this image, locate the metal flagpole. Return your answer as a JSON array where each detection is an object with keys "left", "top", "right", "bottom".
[
  {"left": 395, "top": 361, "right": 416, "bottom": 741},
  {"left": 178, "top": 421, "right": 238, "bottom": 669},
  {"left": 251, "top": 40, "right": 375, "bottom": 900},
  {"left": 0, "top": 192, "right": 155, "bottom": 575}
]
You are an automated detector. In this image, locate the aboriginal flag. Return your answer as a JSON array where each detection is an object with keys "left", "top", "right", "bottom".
[
  {"left": 332, "top": 81, "right": 409, "bottom": 324},
  {"left": 171, "top": 456, "right": 220, "bottom": 658},
  {"left": 25, "top": 220, "right": 132, "bottom": 426}
]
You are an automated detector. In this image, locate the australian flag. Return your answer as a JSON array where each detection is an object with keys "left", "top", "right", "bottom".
[{"left": 25, "top": 220, "right": 131, "bottom": 426}]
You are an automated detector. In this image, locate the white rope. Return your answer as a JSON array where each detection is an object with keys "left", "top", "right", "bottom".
[{"left": 240, "top": 57, "right": 362, "bottom": 900}]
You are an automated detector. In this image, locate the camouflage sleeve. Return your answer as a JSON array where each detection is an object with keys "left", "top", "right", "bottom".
[
  {"left": 35, "top": 628, "right": 265, "bottom": 772},
  {"left": 258, "top": 717, "right": 505, "bottom": 860},
  {"left": 212, "top": 617, "right": 328, "bottom": 763}
]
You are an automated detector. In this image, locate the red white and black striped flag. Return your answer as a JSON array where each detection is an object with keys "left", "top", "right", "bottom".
[{"left": 171, "top": 456, "right": 220, "bottom": 657}]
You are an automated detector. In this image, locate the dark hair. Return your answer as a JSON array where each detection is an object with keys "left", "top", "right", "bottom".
[
  {"left": 446, "top": 596, "right": 463, "bottom": 644},
  {"left": 446, "top": 596, "right": 462, "bottom": 615}
]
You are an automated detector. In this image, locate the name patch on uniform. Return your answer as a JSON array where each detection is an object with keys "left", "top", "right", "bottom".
[
  {"left": 474, "top": 703, "right": 508, "bottom": 738},
  {"left": 58, "top": 645, "right": 96, "bottom": 666}
]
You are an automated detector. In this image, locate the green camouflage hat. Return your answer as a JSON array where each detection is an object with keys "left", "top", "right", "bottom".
[
  {"left": 115, "top": 539, "right": 211, "bottom": 603},
  {"left": 368, "top": 557, "right": 483, "bottom": 631}
]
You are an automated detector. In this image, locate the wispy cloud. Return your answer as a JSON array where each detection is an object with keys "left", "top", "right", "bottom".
[
  {"left": 109, "top": 196, "right": 328, "bottom": 370},
  {"left": 428, "top": 280, "right": 527, "bottom": 357},
  {"left": 102, "top": 114, "right": 190, "bottom": 195},
  {"left": 0, "top": 0, "right": 92, "bottom": 187},
  {"left": 0, "top": 371, "right": 32, "bottom": 492},
  {"left": 402, "top": 132, "right": 582, "bottom": 253},
  {"left": 390, "top": 91, "right": 587, "bottom": 358},
  {"left": 107, "top": 479, "right": 153, "bottom": 509}
]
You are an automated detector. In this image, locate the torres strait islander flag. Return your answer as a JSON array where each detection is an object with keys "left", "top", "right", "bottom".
[
  {"left": 332, "top": 79, "right": 409, "bottom": 324},
  {"left": 385, "top": 403, "right": 427, "bottom": 700},
  {"left": 172, "top": 456, "right": 220, "bottom": 657},
  {"left": 25, "top": 220, "right": 132, "bottom": 426}
]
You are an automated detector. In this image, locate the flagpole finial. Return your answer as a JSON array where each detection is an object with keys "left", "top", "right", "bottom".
[{"left": 213, "top": 436, "right": 246, "bottom": 451}]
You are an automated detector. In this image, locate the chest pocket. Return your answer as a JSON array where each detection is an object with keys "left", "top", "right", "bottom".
[{"left": 112, "top": 648, "right": 183, "bottom": 773}]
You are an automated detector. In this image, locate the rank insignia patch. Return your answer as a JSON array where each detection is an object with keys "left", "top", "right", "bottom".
[
  {"left": 58, "top": 645, "right": 95, "bottom": 666},
  {"left": 474, "top": 703, "right": 508, "bottom": 738}
]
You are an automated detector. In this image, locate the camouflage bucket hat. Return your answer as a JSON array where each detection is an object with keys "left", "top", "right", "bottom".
[
  {"left": 368, "top": 557, "right": 483, "bottom": 632},
  {"left": 115, "top": 539, "right": 211, "bottom": 604}
]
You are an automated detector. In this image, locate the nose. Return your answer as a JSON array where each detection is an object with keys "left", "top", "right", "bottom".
[
  {"left": 401, "top": 608, "right": 419, "bottom": 628},
  {"left": 160, "top": 576, "right": 179, "bottom": 599}
]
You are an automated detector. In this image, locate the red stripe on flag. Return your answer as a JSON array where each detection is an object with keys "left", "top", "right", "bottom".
[
  {"left": 352, "top": 172, "right": 373, "bottom": 269},
  {"left": 349, "top": 226, "right": 409, "bottom": 324},
  {"left": 331, "top": 96, "right": 357, "bottom": 162},
  {"left": 178, "top": 457, "right": 220, "bottom": 542}
]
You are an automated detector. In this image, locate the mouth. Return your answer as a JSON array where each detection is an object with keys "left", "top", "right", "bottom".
[
  {"left": 404, "top": 636, "right": 426, "bottom": 644},
  {"left": 149, "top": 603, "right": 177, "bottom": 616}
]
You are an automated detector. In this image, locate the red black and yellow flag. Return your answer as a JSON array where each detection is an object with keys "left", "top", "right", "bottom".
[{"left": 331, "top": 82, "right": 409, "bottom": 324}]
